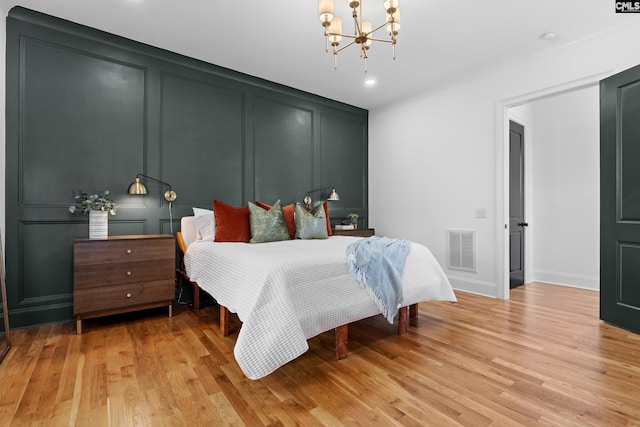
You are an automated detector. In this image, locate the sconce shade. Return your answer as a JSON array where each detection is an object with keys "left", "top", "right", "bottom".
[
  {"left": 328, "top": 188, "right": 340, "bottom": 201},
  {"left": 127, "top": 177, "right": 148, "bottom": 195}
]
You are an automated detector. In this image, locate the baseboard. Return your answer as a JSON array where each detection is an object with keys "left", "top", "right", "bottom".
[
  {"left": 447, "top": 275, "right": 497, "bottom": 298},
  {"left": 8, "top": 302, "right": 74, "bottom": 329},
  {"left": 533, "top": 270, "right": 599, "bottom": 291}
]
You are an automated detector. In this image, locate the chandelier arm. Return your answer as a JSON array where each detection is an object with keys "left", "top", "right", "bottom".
[
  {"left": 366, "top": 37, "right": 394, "bottom": 44},
  {"left": 353, "top": 18, "right": 362, "bottom": 37},
  {"left": 367, "top": 22, "right": 390, "bottom": 35},
  {"left": 329, "top": 33, "right": 358, "bottom": 40},
  {"left": 351, "top": 4, "right": 360, "bottom": 34},
  {"left": 334, "top": 40, "right": 357, "bottom": 54}
]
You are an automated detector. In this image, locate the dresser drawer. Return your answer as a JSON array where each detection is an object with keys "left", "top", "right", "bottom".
[
  {"left": 74, "top": 236, "right": 174, "bottom": 266},
  {"left": 74, "top": 279, "right": 174, "bottom": 315},
  {"left": 74, "top": 260, "right": 175, "bottom": 290}
]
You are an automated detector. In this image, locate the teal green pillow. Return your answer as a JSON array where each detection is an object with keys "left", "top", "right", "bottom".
[
  {"left": 294, "top": 203, "right": 328, "bottom": 239},
  {"left": 248, "top": 200, "right": 290, "bottom": 243}
]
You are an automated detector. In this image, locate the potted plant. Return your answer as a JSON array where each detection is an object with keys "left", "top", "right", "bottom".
[
  {"left": 69, "top": 190, "right": 116, "bottom": 239},
  {"left": 346, "top": 213, "right": 359, "bottom": 228}
]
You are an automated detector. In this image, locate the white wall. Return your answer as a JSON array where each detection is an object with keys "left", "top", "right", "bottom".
[
  {"left": 1, "top": 4, "right": 6, "bottom": 245},
  {"left": 369, "top": 22, "right": 640, "bottom": 298},
  {"left": 530, "top": 87, "right": 600, "bottom": 290}
]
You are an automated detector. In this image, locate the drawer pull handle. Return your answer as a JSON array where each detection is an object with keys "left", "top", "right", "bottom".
[
  {"left": 126, "top": 293, "right": 132, "bottom": 298},
  {"left": 126, "top": 249, "right": 132, "bottom": 254},
  {"left": 126, "top": 271, "right": 132, "bottom": 276}
]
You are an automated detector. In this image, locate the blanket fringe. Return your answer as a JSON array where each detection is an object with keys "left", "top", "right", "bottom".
[{"left": 347, "top": 252, "right": 399, "bottom": 324}]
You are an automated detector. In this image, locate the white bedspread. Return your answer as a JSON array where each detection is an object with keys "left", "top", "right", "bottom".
[{"left": 184, "top": 236, "right": 456, "bottom": 379}]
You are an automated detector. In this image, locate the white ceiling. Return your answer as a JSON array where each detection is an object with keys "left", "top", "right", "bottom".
[{"left": 2, "top": 0, "right": 637, "bottom": 110}]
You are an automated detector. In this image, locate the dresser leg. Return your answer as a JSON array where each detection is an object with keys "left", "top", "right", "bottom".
[
  {"left": 168, "top": 303, "right": 173, "bottom": 318},
  {"left": 76, "top": 317, "right": 82, "bottom": 335}
]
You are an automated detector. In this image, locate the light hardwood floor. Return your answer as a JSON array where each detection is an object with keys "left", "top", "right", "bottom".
[{"left": 1, "top": 282, "right": 639, "bottom": 426}]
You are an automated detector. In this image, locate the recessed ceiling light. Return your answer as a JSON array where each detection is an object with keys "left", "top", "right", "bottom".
[
  {"left": 540, "top": 32, "right": 557, "bottom": 41},
  {"left": 365, "top": 79, "right": 377, "bottom": 86}
]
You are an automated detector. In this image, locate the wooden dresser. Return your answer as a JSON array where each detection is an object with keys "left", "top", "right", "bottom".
[
  {"left": 73, "top": 234, "right": 175, "bottom": 334},
  {"left": 332, "top": 228, "right": 375, "bottom": 237}
]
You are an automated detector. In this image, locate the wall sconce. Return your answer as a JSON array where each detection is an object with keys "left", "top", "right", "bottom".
[
  {"left": 127, "top": 173, "right": 177, "bottom": 234},
  {"left": 127, "top": 174, "right": 177, "bottom": 202},
  {"left": 303, "top": 187, "right": 339, "bottom": 208}
]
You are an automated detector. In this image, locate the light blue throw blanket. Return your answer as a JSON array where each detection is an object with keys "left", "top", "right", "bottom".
[{"left": 346, "top": 236, "right": 412, "bottom": 323}]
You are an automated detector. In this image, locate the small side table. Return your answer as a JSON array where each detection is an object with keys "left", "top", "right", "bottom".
[{"left": 332, "top": 228, "right": 375, "bottom": 237}]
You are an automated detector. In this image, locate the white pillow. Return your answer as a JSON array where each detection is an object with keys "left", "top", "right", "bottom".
[{"left": 192, "top": 207, "right": 215, "bottom": 241}]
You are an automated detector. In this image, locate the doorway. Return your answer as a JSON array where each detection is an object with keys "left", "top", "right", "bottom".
[
  {"left": 509, "top": 120, "right": 526, "bottom": 288},
  {"left": 499, "top": 79, "right": 604, "bottom": 300}
]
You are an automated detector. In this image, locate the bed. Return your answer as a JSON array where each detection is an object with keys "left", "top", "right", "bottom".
[{"left": 178, "top": 215, "right": 456, "bottom": 380}]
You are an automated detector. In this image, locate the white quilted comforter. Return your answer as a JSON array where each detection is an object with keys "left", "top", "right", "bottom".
[{"left": 184, "top": 236, "right": 456, "bottom": 379}]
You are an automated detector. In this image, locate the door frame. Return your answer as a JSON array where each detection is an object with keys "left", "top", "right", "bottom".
[{"left": 495, "top": 71, "right": 612, "bottom": 300}]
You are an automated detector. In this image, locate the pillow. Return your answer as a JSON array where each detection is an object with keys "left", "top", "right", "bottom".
[
  {"left": 255, "top": 201, "right": 295, "bottom": 239},
  {"left": 192, "top": 207, "right": 215, "bottom": 241},
  {"left": 294, "top": 202, "right": 328, "bottom": 239},
  {"left": 213, "top": 200, "right": 251, "bottom": 243},
  {"left": 248, "top": 200, "right": 290, "bottom": 243},
  {"left": 321, "top": 201, "right": 333, "bottom": 237}
]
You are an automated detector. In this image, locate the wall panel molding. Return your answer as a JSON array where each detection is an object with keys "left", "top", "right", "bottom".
[{"left": 5, "top": 6, "right": 368, "bottom": 328}]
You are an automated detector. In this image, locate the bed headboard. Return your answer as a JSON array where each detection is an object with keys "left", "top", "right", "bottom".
[{"left": 180, "top": 216, "right": 197, "bottom": 248}]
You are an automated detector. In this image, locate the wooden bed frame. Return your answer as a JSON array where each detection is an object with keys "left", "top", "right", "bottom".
[{"left": 176, "top": 231, "right": 417, "bottom": 360}]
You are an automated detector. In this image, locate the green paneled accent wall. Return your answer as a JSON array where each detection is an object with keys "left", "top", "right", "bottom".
[{"left": 5, "top": 7, "right": 368, "bottom": 328}]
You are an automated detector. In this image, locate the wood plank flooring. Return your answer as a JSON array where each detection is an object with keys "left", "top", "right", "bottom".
[{"left": 1, "top": 282, "right": 640, "bottom": 426}]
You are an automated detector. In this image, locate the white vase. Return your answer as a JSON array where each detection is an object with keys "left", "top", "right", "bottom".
[{"left": 88, "top": 210, "right": 109, "bottom": 239}]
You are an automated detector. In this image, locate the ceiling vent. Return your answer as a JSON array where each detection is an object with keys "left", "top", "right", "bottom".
[{"left": 447, "top": 229, "right": 476, "bottom": 272}]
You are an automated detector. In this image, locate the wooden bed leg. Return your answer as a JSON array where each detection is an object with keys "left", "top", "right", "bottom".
[
  {"left": 336, "top": 324, "right": 348, "bottom": 360},
  {"left": 398, "top": 306, "right": 408, "bottom": 335},
  {"left": 220, "top": 305, "right": 229, "bottom": 336},
  {"left": 409, "top": 303, "right": 418, "bottom": 319},
  {"left": 192, "top": 282, "right": 200, "bottom": 311}
]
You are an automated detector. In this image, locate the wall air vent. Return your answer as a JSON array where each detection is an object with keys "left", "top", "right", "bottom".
[{"left": 447, "top": 229, "right": 476, "bottom": 272}]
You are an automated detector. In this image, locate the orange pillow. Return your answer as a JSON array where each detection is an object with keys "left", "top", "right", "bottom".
[
  {"left": 213, "top": 200, "right": 250, "bottom": 243},
  {"left": 322, "top": 201, "right": 333, "bottom": 236},
  {"left": 255, "top": 201, "right": 295, "bottom": 239}
]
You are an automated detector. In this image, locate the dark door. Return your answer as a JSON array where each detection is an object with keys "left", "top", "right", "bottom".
[
  {"left": 509, "top": 120, "right": 527, "bottom": 288},
  {"left": 601, "top": 64, "right": 640, "bottom": 333}
]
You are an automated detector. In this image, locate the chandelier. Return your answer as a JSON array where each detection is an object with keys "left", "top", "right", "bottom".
[{"left": 318, "top": 0, "right": 401, "bottom": 72}]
